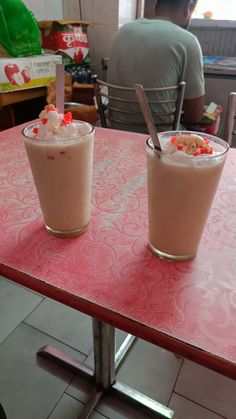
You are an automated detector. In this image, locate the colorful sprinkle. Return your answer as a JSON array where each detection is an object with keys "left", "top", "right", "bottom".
[{"left": 62, "top": 112, "right": 72, "bottom": 125}]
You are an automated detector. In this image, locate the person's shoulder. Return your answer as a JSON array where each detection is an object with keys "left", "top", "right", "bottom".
[
  {"left": 118, "top": 18, "right": 160, "bottom": 31},
  {"left": 176, "top": 26, "right": 200, "bottom": 47},
  {"left": 119, "top": 18, "right": 143, "bottom": 30}
]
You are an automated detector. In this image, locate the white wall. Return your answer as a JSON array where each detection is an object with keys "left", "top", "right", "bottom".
[
  {"left": 84, "top": 0, "right": 119, "bottom": 76},
  {"left": 79, "top": 0, "right": 137, "bottom": 76},
  {"left": 62, "top": 0, "right": 121, "bottom": 76},
  {"left": 62, "top": 0, "right": 82, "bottom": 20},
  {"left": 23, "top": 0, "right": 63, "bottom": 20},
  {"left": 119, "top": 0, "right": 137, "bottom": 26}
]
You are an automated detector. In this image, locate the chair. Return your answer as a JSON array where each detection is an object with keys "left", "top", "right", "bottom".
[
  {"left": 92, "top": 75, "right": 185, "bottom": 133},
  {"left": 224, "top": 92, "right": 236, "bottom": 146}
]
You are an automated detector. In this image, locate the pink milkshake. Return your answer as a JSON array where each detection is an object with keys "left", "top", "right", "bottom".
[
  {"left": 147, "top": 131, "right": 229, "bottom": 261},
  {"left": 23, "top": 105, "right": 94, "bottom": 237}
]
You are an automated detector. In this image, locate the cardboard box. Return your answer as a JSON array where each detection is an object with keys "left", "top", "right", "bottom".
[
  {"left": 38, "top": 20, "right": 90, "bottom": 65},
  {"left": 0, "top": 54, "right": 62, "bottom": 93}
]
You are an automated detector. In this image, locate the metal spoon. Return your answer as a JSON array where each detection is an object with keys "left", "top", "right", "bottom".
[{"left": 135, "top": 84, "right": 162, "bottom": 154}]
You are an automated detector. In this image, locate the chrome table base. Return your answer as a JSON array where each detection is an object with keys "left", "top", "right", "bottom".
[{"left": 38, "top": 319, "right": 174, "bottom": 419}]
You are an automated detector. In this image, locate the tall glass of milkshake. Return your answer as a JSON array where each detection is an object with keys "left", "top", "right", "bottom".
[
  {"left": 147, "top": 131, "right": 229, "bottom": 261},
  {"left": 23, "top": 105, "right": 94, "bottom": 237}
]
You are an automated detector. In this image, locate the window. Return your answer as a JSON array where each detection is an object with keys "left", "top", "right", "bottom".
[{"left": 193, "top": 0, "right": 236, "bottom": 20}]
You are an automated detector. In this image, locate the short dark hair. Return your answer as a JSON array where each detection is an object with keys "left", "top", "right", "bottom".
[{"left": 154, "top": 0, "right": 196, "bottom": 11}]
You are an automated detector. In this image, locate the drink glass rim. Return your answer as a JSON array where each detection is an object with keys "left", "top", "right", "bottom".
[
  {"left": 146, "top": 130, "right": 230, "bottom": 160},
  {"left": 22, "top": 120, "right": 95, "bottom": 145}
]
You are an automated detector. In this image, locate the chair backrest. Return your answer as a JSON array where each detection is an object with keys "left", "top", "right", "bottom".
[
  {"left": 92, "top": 75, "right": 186, "bottom": 133},
  {"left": 224, "top": 92, "right": 236, "bottom": 146}
]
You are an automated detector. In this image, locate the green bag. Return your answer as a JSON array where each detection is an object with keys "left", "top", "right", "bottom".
[{"left": 0, "top": 0, "right": 42, "bottom": 57}]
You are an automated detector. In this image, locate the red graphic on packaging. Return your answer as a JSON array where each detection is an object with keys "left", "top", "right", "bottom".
[
  {"left": 4, "top": 64, "right": 31, "bottom": 86},
  {"left": 4, "top": 64, "right": 20, "bottom": 85},
  {"left": 73, "top": 48, "right": 84, "bottom": 63},
  {"left": 40, "top": 23, "right": 90, "bottom": 63},
  {"left": 21, "top": 67, "right": 31, "bottom": 83},
  {"left": 57, "top": 32, "right": 88, "bottom": 51}
]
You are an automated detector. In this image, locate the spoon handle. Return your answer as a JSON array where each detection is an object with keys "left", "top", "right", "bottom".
[{"left": 135, "top": 84, "right": 162, "bottom": 152}]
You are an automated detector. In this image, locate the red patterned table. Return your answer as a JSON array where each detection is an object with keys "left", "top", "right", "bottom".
[{"left": 0, "top": 123, "right": 236, "bottom": 418}]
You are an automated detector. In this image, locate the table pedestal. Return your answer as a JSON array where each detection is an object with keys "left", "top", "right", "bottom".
[{"left": 38, "top": 319, "right": 174, "bottom": 419}]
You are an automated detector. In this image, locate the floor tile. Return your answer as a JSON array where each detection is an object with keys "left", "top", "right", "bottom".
[
  {"left": 67, "top": 376, "right": 169, "bottom": 418},
  {"left": 67, "top": 367, "right": 228, "bottom": 419},
  {"left": 66, "top": 374, "right": 97, "bottom": 404},
  {"left": 25, "top": 298, "right": 93, "bottom": 354},
  {"left": 0, "top": 323, "right": 85, "bottom": 419},
  {"left": 97, "top": 393, "right": 168, "bottom": 419},
  {"left": 69, "top": 338, "right": 182, "bottom": 407},
  {"left": 169, "top": 393, "right": 226, "bottom": 419},
  {"left": 175, "top": 360, "right": 236, "bottom": 418},
  {"left": 48, "top": 394, "right": 108, "bottom": 419},
  {"left": 117, "top": 339, "right": 182, "bottom": 405},
  {"left": 0, "top": 276, "right": 43, "bottom": 344}
]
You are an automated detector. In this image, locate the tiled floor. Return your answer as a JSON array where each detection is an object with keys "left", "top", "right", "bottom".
[{"left": 0, "top": 275, "right": 235, "bottom": 419}]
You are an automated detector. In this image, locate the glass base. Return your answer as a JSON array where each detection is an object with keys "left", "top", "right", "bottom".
[
  {"left": 45, "top": 222, "right": 89, "bottom": 238},
  {"left": 149, "top": 242, "right": 196, "bottom": 262}
]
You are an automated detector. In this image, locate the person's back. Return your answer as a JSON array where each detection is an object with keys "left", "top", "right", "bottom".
[{"left": 107, "top": 0, "right": 205, "bottom": 132}]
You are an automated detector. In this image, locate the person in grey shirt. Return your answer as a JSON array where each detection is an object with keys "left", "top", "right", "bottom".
[{"left": 107, "top": 0, "right": 205, "bottom": 132}]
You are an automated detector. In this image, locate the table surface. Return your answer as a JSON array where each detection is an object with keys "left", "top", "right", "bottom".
[
  {"left": 0, "top": 87, "right": 46, "bottom": 107},
  {"left": 0, "top": 123, "right": 236, "bottom": 380}
]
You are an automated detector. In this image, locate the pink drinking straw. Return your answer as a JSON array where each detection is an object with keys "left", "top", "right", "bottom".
[{"left": 56, "top": 64, "right": 65, "bottom": 114}]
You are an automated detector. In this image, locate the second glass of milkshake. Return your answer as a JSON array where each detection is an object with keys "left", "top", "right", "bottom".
[
  {"left": 23, "top": 105, "right": 94, "bottom": 237},
  {"left": 147, "top": 131, "right": 229, "bottom": 261}
]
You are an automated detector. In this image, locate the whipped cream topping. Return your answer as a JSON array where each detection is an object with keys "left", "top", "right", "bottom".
[
  {"left": 30, "top": 104, "right": 91, "bottom": 140},
  {"left": 160, "top": 133, "right": 225, "bottom": 159}
]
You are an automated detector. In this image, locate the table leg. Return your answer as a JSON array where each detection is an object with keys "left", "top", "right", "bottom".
[
  {"left": 115, "top": 333, "right": 137, "bottom": 369},
  {"left": 93, "top": 319, "right": 116, "bottom": 388},
  {"left": 38, "top": 319, "right": 174, "bottom": 418}
]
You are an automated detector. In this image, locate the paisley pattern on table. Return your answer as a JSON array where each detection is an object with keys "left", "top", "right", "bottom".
[{"left": 0, "top": 125, "right": 236, "bottom": 375}]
